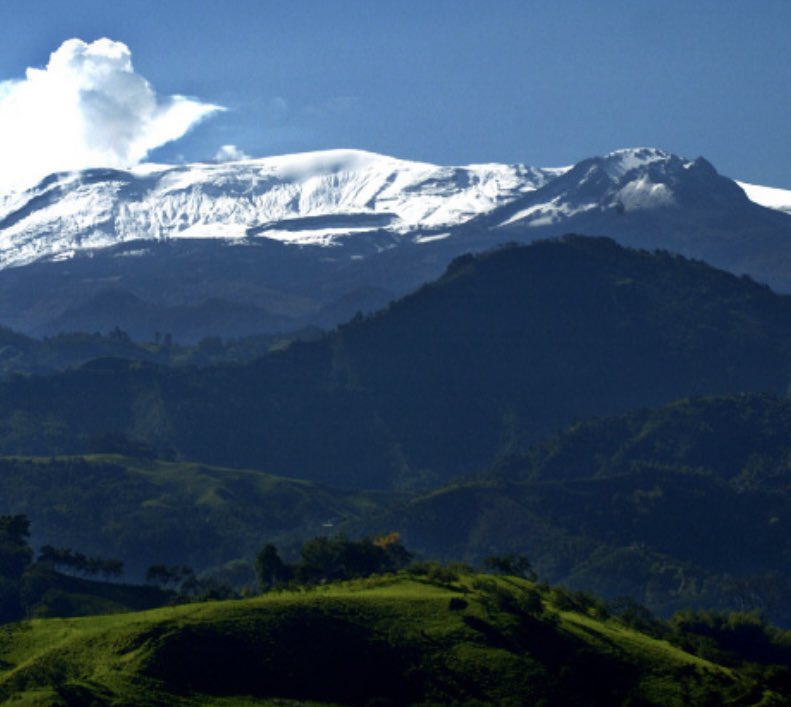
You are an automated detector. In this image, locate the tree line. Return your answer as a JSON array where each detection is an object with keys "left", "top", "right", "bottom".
[{"left": 0, "top": 514, "right": 125, "bottom": 622}]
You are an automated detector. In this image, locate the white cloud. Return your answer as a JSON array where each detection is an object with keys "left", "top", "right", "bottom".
[
  {"left": 214, "top": 144, "right": 249, "bottom": 162},
  {"left": 0, "top": 38, "right": 223, "bottom": 192}
]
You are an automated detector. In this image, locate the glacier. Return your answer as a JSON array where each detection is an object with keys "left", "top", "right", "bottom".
[
  {"left": 0, "top": 149, "right": 562, "bottom": 269},
  {"left": 0, "top": 145, "right": 788, "bottom": 272}
]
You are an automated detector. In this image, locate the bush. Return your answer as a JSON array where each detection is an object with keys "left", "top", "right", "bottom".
[
  {"left": 550, "top": 587, "right": 608, "bottom": 618},
  {"left": 607, "top": 596, "right": 665, "bottom": 637},
  {"left": 408, "top": 561, "right": 459, "bottom": 586},
  {"left": 483, "top": 554, "right": 536, "bottom": 580}
]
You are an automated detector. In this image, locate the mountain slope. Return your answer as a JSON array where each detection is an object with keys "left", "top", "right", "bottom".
[
  {"left": 1, "top": 237, "right": 790, "bottom": 488},
  {"left": 738, "top": 180, "right": 791, "bottom": 215},
  {"left": 0, "top": 455, "right": 392, "bottom": 578},
  {"left": 488, "top": 149, "right": 791, "bottom": 288},
  {"left": 0, "top": 149, "right": 558, "bottom": 268}
]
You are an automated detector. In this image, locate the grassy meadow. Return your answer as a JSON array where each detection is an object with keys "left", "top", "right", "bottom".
[{"left": 0, "top": 572, "right": 781, "bottom": 705}]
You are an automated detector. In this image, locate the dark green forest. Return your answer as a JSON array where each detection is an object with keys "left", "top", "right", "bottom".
[
  {"left": 355, "top": 393, "right": 791, "bottom": 623},
  {"left": 1, "top": 236, "right": 790, "bottom": 488}
]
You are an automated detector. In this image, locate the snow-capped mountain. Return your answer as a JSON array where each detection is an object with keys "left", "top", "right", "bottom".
[
  {"left": 0, "top": 149, "right": 562, "bottom": 269},
  {"left": 495, "top": 147, "right": 681, "bottom": 227},
  {"left": 0, "top": 145, "right": 790, "bottom": 340},
  {"left": 492, "top": 147, "right": 784, "bottom": 229},
  {"left": 483, "top": 148, "right": 791, "bottom": 283},
  {"left": 0, "top": 145, "right": 788, "bottom": 271}
]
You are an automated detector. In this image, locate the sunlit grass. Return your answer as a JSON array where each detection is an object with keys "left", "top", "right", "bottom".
[{"left": 0, "top": 573, "right": 773, "bottom": 705}]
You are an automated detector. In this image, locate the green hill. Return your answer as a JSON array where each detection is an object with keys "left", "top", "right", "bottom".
[
  {"left": 0, "top": 455, "right": 393, "bottom": 579},
  {"left": 2, "top": 236, "right": 791, "bottom": 489},
  {"left": 521, "top": 391, "right": 791, "bottom": 490},
  {"left": 0, "top": 573, "right": 785, "bottom": 705},
  {"left": 352, "top": 394, "right": 791, "bottom": 624}
]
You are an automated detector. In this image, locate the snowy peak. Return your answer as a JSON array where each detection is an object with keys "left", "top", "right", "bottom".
[
  {"left": 495, "top": 147, "right": 769, "bottom": 230},
  {"left": 573, "top": 147, "right": 700, "bottom": 210},
  {"left": 0, "top": 149, "right": 558, "bottom": 268},
  {"left": 597, "top": 146, "right": 675, "bottom": 180},
  {"left": 0, "top": 146, "right": 789, "bottom": 272}
]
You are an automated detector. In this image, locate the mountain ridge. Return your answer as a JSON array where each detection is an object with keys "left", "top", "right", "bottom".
[
  {"left": 3, "top": 146, "right": 791, "bottom": 340},
  {"left": 0, "top": 148, "right": 561, "bottom": 268},
  {"left": 2, "top": 146, "right": 788, "bottom": 270},
  {"left": 1, "top": 236, "right": 790, "bottom": 488}
]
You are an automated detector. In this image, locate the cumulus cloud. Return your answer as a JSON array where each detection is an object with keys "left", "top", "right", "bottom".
[
  {"left": 214, "top": 144, "right": 249, "bottom": 162},
  {"left": 0, "top": 38, "right": 223, "bottom": 192}
]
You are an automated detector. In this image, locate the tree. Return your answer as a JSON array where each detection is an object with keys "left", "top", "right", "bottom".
[
  {"left": 39, "top": 546, "right": 123, "bottom": 579},
  {"left": 0, "top": 515, "right": 33, "bottom": 580},
  {"left": 96, "top": 558, "right": 124, "bottom": 579},
  {"left": 108, "top": 326, "right": 131, "bottom": 342},
  {"left": 483, "top": 554, "right": 536, "bottom": 580},
  {"left": 297, "top": 536, "right": 342, "bottom": 583},
  {"left": 0, "top": 515, "right": 33, "bottom": 622},
  {"left": 145, "top": 564, "right": 194, "bottom": 589},
  {"left": 295, "top": 534, "right": 412, "bottom": 584},
  {"left": 373, "top": 532, "right": 413, "bottom": 570},
  {"left": 255, "top": 544, "right": 291, "bottom": 591}
]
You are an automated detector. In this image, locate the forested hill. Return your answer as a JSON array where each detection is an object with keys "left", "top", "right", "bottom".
[
  {"left": 515, "top": 392, "right": 791, "bottom": 488},
  {"left": 2, "top": 235, "right": 791, "bottom": 489},
  {"left": 353, "top": 393, "right": 791, "bottom": 623}
]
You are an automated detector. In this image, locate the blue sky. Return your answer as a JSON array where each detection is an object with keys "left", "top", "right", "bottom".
[{"left": 0, "top": 0, "right": 789, "bottom": 187}]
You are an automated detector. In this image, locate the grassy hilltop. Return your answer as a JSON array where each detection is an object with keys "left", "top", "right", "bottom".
[{"left": 0, "top": 572, "right": 786, "bottom": 706}]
